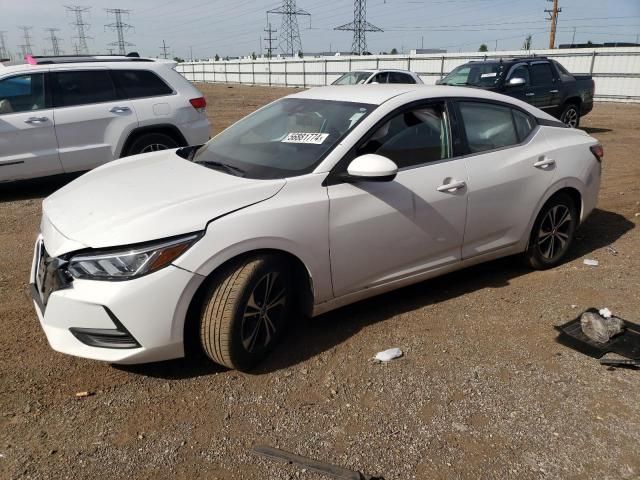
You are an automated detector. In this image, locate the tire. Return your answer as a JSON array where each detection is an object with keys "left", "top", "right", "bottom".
[
  {"left": 199, "top": 255, "right": 293, "bottom": 371},
  {"left": 524, "top": 193, "right": 578, "bottom": 270},
  {"left": 559, "top": 103, "right": 580, "bottom": 128},
  {"left": 125, "top": 132, "right": 178, "bottom": 156}
]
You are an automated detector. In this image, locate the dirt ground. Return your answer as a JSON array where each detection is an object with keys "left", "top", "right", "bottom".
[{"left": 1, "top": 84, "right": 639, "bottom": 480}]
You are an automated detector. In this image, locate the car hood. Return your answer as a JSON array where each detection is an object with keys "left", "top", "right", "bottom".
[{"left": 41, "top": 150, "right": 286, "bottom": 256}]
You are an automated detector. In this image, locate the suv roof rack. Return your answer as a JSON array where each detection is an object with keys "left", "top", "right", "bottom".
[{"left": 28, "top": 54, "right": 153, "bottom": 65}]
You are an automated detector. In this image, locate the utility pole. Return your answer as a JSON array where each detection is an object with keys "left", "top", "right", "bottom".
[
  {"left": 334, "top": 0, "right": 382, "bottom": 55},
  {"left": 45, "top": 28, "right": 63, "bottom": 56},
  {"left": 105, "top": 8, "right": 134, "bottom": 55},
  {"left": 65, "top": 5, "right": 91, "bottom": 55},
  {"left": 267, "top": 1, "right": 310, "bottom": 57},
  {"left": 18, "top": 26, "right": 34, "bottom": 56},
  {"left": 264, "top": 23, "right": 277, "bottom": 58},
  {"left": 0, "top": 32, "right": 9, "bottom": 59},
  {"left": 545, "top": 0, "right": 561, "bottom": 49},
  {"left": 160, "top": 39, "right": 170, "bottom": 59},
  {"left": 107, "top": 48, "right": 114, "bottom": 54}
]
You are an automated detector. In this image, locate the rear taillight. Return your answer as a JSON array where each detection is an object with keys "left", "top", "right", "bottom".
[
  {"left": 590, "top": 144, "right": 603, "bottom": 162},
  {"left": 189, "top": 97, "right": 206, "bottom": 110}
]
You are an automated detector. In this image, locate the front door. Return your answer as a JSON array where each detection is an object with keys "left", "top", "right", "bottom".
[
  {"left": 51, "top": 69, "right": 138, "bottom": 173},
  {"left": 0, "top": 72, "right": 63, "bottom": 182},
  {"left": 529, "top": 62, "right": 555, "bottom": 110},
  {"left": 328, "top": 101, "right": 468, "bottom": 297}
]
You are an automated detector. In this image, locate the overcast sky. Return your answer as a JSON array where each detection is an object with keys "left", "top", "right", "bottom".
[{"left": 2, "top": 0, "right": 639, "bottom": 59}]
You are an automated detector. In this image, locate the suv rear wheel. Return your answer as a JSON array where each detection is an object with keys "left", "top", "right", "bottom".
[
  {"left": 126, "top": 132, "right": 178, "bottom": 156},
  {"left": 560, "top": 103, "right": 580, "bottom": 128}
]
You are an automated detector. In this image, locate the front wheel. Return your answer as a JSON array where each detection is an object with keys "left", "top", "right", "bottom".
[
  {"left": 524, "top": 193, "right": 578, "bottom": 270},
  {"left": 199, "top": 256, "right": 292, "bottom": 371},
  {"left": 560, "top": 103, "right": 580, "bottom": 128}
]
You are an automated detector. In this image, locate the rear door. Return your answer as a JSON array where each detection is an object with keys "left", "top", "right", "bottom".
[
  {"left": 51, "top": 69, "right": 138, "bottom": 172},
  {"left": 456, "top": 100, "right": 557, "bottom": 258},
  {"left": 0, "top": 71, "right": 63, "bottom": 182}
]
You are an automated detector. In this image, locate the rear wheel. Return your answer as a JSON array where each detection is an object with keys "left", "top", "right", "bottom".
[
  {"left": 199, "top": 256, "right": 292, "bottom": 371},
  {"left": 524, "top": 193, "right": 578, "bottom": 270},
  {"left": 125, "top": 132, "right": 178, "bottom": 156},
  {"left": 560, "top": 103, "right": 580, "bottom": 128}
]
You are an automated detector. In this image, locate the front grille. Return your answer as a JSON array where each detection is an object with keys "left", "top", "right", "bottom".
[{"left": 34, "top": 240, "right": 72, "bottom": 310}]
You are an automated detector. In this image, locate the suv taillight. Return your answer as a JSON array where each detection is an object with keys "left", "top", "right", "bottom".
[
  {"left": 590, "top": 144, "right": 603, "bottom": 162},
  {"left": 189, "top": 97, "right": 206, "bottom": 110}
]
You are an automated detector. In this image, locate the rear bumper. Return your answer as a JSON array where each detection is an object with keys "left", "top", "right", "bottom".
[
  {"left": 580, "top": 100, "right": 593, "bottom": 116},
  {"left": 179, "top": 117, "right": 210, "bottom": 145}
]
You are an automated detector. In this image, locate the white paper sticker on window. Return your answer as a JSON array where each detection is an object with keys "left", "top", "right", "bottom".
[
  {"left": 480, "top": 72, "right": 497, "bottom": 78},
  {"left": 282, "top": 132, "right": 330, "bottom": 144}
]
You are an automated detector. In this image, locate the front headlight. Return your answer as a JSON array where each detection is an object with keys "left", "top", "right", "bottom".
[{"left": 67, "top": 233, "right": 200, "bottom": 281}]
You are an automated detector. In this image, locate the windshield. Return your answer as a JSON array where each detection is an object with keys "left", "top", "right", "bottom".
[
  {"left": 192, "top": 98, "right": 375, "bottom": 179},
  {"left": 441, "top": 63, "right": 504, "bottom": 87},
  {"left": 332, "top": 71, "right": 372, "bottom": 85}
]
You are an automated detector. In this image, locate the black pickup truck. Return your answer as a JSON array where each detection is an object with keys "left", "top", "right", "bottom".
[{"left": 438, "top": 57, "right": 594, "bottom": 127}]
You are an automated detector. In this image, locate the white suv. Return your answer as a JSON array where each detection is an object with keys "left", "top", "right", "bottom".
[{"left": 0, "top": 55, "right": 210, "bottom": 182}]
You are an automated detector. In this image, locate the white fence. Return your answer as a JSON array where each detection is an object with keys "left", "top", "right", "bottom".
[{"left": 176, "top": 47, "right": 640, "bottom": 103}]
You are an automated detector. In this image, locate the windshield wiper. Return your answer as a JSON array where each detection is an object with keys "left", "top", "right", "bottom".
[{"left": 196, "top": 160, "right": 246, "bottom": 177}]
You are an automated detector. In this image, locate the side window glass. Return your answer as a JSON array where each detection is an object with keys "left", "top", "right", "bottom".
[
  {"left": 358, "top": 102, "right": 451, "bottom": 168},
  {"left": 388, "top": 72, "right": 414, "bottom": 84},
  {"left": 509, "top": 65, "right": 530, "bottom": 85},
  {"left": 513, "top": 109, "right": 535, "bottom": 142},
  {"left": 459, "top": 102, "right": 518, "bottom": 153},
  {"left": 111, "top": 70, "right": 173, "bottom": 98},
  {"left": 530, "top": 63, "right": 554, "bottom": 86},
  {"left": 53, "top": 70, "right": 117, "bottom": 107},
  {"left": 371, "top": 72, "right": 388, "bottom": 84},
  {"left": 0, "top": 74, "right": 46, "bottom": 114}
]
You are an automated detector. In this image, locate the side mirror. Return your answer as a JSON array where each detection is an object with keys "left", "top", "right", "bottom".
[
  {"left": 435, "top": 79, "right": 443, "bottom": 85},
  {"left": 344, "top": 154, "right": 398, "bottom": 182},
  {"left": 507, "top": 77, "right": 526, "bottom": 87}
]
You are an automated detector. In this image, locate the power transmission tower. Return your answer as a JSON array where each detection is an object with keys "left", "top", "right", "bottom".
[
  {"left": 105, "top": 8, "right": 134, "bottom": 55},
  {"left": 18, "top": 26, "right": 34, "bottom": 56},
  {"left": 65, "top": 5, "right": 92, "bottom": 54},
  {"left": 545, "top": 0, "right": 561, "bottom": 49},
  {"left": 334, "top": 0, "right": 382, "bottom": 55},
  {"left": 160, "top": 39, "right": 170, "bottom": 59},
  {"left": 45, "top": 28, "right": 63, "bottom": 56},
  {"left": 0, "top": 32, "right": 9, "bottom": 59},
  {"left": 264, "top": 23, "right": 277, "bottom": 58},
  {"left": 267, "top": 1, "right": 309, "bottom": 57}
]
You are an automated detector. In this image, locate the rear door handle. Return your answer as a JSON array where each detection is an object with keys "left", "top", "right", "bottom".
[
  {"left": 24, "top": 116, "right": 49, "bottom": 124},
  {"left": 525, "top": 92, "right": 535, "bottom": 97},
  {"left": 109, "top": 106, "right": 131, "bottom": 113},
  {"left": 534, "top": 157, "right": 556, "bottom": 169},
  {"left": 549, "top": 89, "right": 559, "bottom": 93},
  {"left": 437, "top": 179, "right": 466, "bottom": 193}
]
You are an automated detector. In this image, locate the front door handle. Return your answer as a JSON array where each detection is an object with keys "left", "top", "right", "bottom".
[
  {"left": 549, "top": 89, "right": 559, "bottom": 93},
  {"left": 24, "top": 116, "right": 49, "bottom": 124},
  {"left": 109, "top": 106, "right": 131, "bottom": 113},
  {"left": 437, "top": 179, "right": 466, "bottom": 193},
  {"left": 525, "top": 92, "right": 535, "bottom": 97},
  {"left": 534, "top": 157, "right": 556, "bottom": 169}
]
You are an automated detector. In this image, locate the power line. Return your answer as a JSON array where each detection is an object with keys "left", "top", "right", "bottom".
[
  {"left": 264, "top": 22, "right": 277, "bottom": 58},
  {"left": 105, "top": 8, "right": 134, "bottom": 55},
  {"left": 334, "top": 0, "right": 382, "bottom": 55},
  {"left": 18, "top": 26, "right": 34, "bottom": 57},
  {"left": 65, "top": 5, "right": 92, "bottom": 55},
  {"left": 160, "top": 39, "right": 170, "bottom": 59},
  {"left": 545, "top": 0, "right": 561, "bottom": 49},
  {"left": 268, "top": 0, "right": 310, "bottom": 57},
  {"left": 45, "top": 28, "right": 63, "bottom": 56}
]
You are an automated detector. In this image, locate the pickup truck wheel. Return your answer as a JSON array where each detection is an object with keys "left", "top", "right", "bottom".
[
  {"left": 199, "top": 255, "right": 292, "bottom": 371},
  {"left": 524, "top": 193, "right": 578, "bottom": 270},
  {"left": 126, "top": 132, "right": 178, "bottom": 156},
  {"left": 560, "top": 103, "right": 580, "bottom": 128}
]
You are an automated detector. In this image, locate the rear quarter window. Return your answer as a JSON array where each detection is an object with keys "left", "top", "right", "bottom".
[{"left": 111, "top": 70, "right": 173, "bottom": 99}]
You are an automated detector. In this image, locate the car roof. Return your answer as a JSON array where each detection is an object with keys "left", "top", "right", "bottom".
[
  {"left": 348, "top": 69, "right": 417, "bottom": 75},
  {"left": 288, "top": 84, "right": 558, "bottom": 121},
  {"left": 0, "top": 57, "right": 176, "bottom": 75}
]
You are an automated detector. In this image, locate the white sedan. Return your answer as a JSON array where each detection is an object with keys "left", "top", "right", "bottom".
[{"left": 30, "top": 85, "right": 602, "bottom": 370}]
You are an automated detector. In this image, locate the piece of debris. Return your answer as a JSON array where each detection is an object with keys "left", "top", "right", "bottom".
[
  {"left": 571, "top": 304, "right": 578, "bottom": 309},
  {"left": 583, "top": 259, "right": 599, "bottom": 266},
  {"left": 580, "top": 311, "right": 624, "bottom": 344},
  {"left": 75, "top": 391, "right": 94, "bottom": 398},
  {"left": 600, "top": 358, "right": 640, "bottom": 369},
  {"left": 373, "top": 348, "right": 403, "bottom": 362},
  {"left": 605, "top": 245, "right": 618, "bottom": 256},
  {"left": 599, "top": 307, "right": 612, "bottom": 319},
  {"left": 251, "top": 444, "right": 384, "bottom": 480}
]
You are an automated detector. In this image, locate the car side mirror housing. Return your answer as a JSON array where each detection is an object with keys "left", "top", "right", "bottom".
[
  {"left": 435, "top": 79, "right": 443, "bottom": 85},
  {"left": 507, "top": 77, "right": 526, "bottom": 87},
  {"left": 344, "top": 154, "right": 398, "bottom": 182}
]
